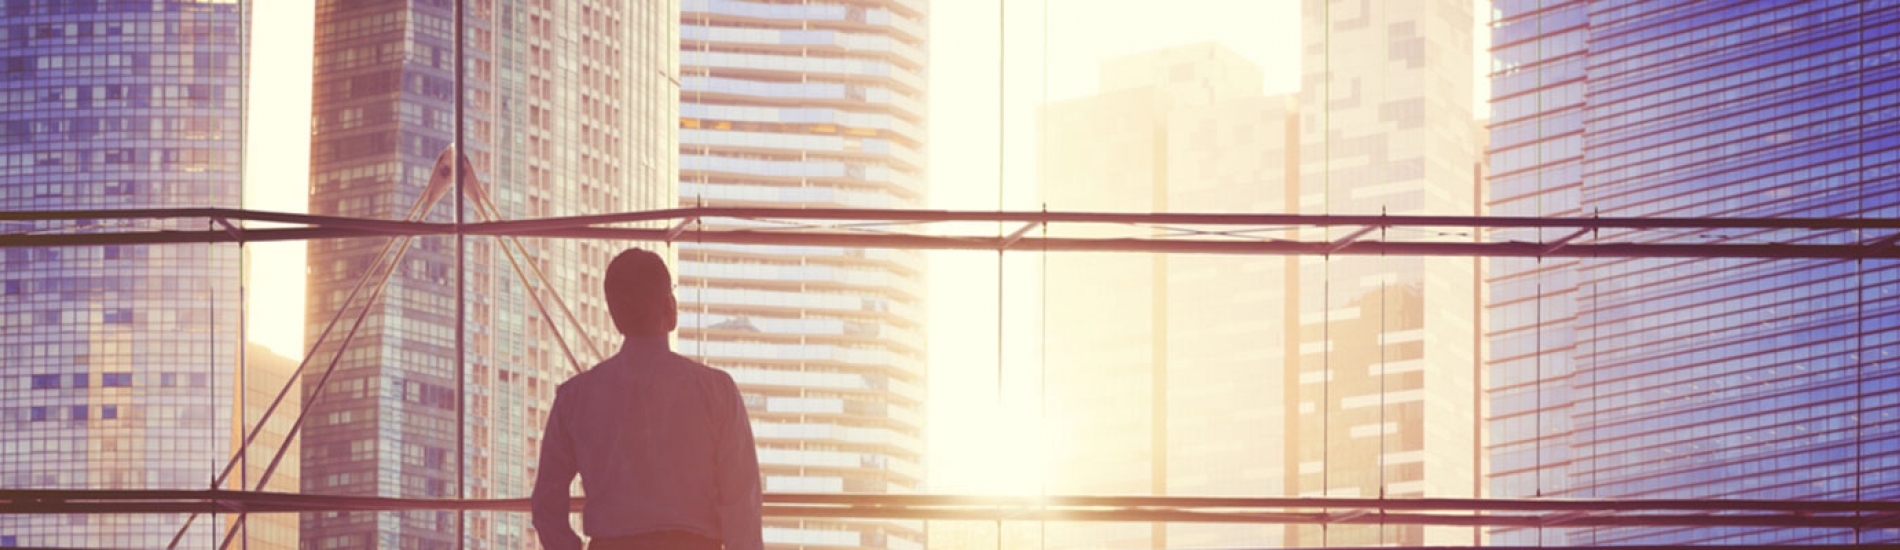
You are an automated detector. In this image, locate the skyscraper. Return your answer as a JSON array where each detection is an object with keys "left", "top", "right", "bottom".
[
  {"left": 1294, "top": 0, "right": 1481, "bottom": 546},
  {"left": 304, "top": 0, "right": 676, "bottom": 547},
  {"left": 1486, "top": 2, "right": 1900, "bottom": 545},
  {"left": 1040, "top": 42, "right": 1292, "bottom": 549},
  {"left": 240, "top": 343, "right": 302, "bottom": 550},
  {"left": 675, "top": 0, "right": 928, "bottom": 547},
  {"left": 0, "top": 1, "right": 252, "bottom": 547}
]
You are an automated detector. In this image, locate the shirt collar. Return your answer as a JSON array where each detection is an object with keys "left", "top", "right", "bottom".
[{"left": 617, "top": 334, "right": 672, "bottom": 363}]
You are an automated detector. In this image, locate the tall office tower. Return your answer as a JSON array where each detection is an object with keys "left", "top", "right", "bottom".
[
  {"left": 0, "top": 1, "right": 250, "bottom": 547},
  {"left": 1293, "top": 0, "right": 1480, "bottom": 546},
  {"left": 240, "top": 343, "right": 302, "bottom": 549},
  {"left": 304, "top": 0, "right": 676, "bottom": 547},
  {"left": 676, "top": 0, "right": 928, "bottom": 547},
  {"left": 1486, "top": 2, "right": 1900, "bottom": 546},
  {"left": 1041, "top": 43, "right": 1293, "bottom": 549}
]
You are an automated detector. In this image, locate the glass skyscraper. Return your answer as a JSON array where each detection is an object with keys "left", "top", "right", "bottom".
[
  {"left": 303, "top": 0, "right": 675, "bottom": 548},
  {"left": 1294, "top": 0, "right": 1482, "bottom": 546},
  {"left": 1487, "top": 1, "right": 1900, "bottom": 545},
  {"left": 0, "top": 0, "right": 252, "bottom": 547},
  {"left": 676, "top": 0, "right": 928, "bottom": 547}
]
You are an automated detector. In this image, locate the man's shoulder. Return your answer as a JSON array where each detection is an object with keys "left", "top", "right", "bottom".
[
  {"left": 550, "top": 367, "right": 595, "bottom": 399},
  {"left": 555, "top": 351, "right": 735, "bottom": 389},
  {"left": 671, "top": 353, "right": 738, "bottom": 388}
]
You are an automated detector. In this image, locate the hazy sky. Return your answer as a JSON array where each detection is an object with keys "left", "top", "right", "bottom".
[
  {"left": 243, "top": 0, "right": 314, "bottom": 360},
  {"left": 923, "top": 0, "right": 1304, "bottom": 494},
  {"left": 921, "top": 0, "right": 1490, "bottom": 493},
  {"left": 244, "top": 1, "right": 1490, "bottom": 494}
]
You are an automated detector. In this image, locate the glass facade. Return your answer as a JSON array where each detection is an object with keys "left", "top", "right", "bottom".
[
  {"left": 0, "top": 0, "right": 255, "bottom": 547},
  {"left": 1295, "top": 0, "right": 1482, "bottom": 546},
  {"left": 303, "top": 0, "right": 675, "bottom": 548},
  {"left": 677, "top": 0, "right": 928, "bottom": 547},
  {"left": 1487, "top": 1, "right": 1900, "bottom": 545}
]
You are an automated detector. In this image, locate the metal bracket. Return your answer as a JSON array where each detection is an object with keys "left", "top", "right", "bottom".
[
  {"left": 1541, "top": 228, "right": 1592, "bottom": 255},
  {"left": 664, "top": 216, "right": 700, "bottom": 242},
  {"left": 1327, "top": 226, "right": 1380, "bottom": 254},
  {"left": 211, "top": 218, "right": 245, "bottom": 241},
  {"left": 1000, "top": 221, "right": 1043, "bottom": 250}
]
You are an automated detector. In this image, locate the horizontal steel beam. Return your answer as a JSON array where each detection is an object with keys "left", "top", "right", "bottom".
[
  {"left": 5, "top": 207, "right": 1898, "bottom": 259},
  {"left": 465, "top": 206, "right": 1900, "bottom": 231},
  {"left": 5, "top": 224, "right": 1898, "bottom": 259},
  {"left": 6, "top": 206, "right": 1900, "bottom": 231},
  {"left": 0, "top": 207, "right": 423, "bottom": 233},
  {"left": 4, "top": 490, "right": 1898, "bottom": 531},
  {"left": 15, "top": 489, "right": 1900, "bottom": 512},
  {"left": 0, "top": 226, "right": 406, "bottom": 247}
]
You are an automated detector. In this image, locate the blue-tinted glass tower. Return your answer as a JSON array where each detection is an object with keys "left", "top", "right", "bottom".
[
  {"left": 0, "top": 0, "right": 248, "bottom": 547},
  {"left": 677, "top": 0, "right": 928, "bottom": 547},
  {"left": 1487, "top": 1, "right": 1900, "bottom": 545}
]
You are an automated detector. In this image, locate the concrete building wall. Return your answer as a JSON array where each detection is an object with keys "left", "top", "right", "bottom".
[{"left": 676, "top": 0, "right": 929, "bottom": 547}]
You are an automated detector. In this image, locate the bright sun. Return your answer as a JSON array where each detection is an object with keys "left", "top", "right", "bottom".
[{"left": 930, "top": 400, "right": 1053, "bottom": 495}]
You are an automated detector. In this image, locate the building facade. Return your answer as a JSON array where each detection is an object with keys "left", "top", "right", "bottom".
[
  {"left": 1040, "top": 43, "right": 1292, "bottom": 549},
  {"left": 1293, "top": 0, "right": 1482, "bottom": 546},
  {"left": 304, "top": 0, "right": 676, "bottom": 547},
  {"left": 676, "top": 0, "right": 928, "bottom": 547},
  {"left": 240, "top": 343, "right": 302, "bottom": 550},
  {"left": 0, "top": 0, "right": 252, "bottom": 547},
  {"left": 1487, "top": 1, "right": 1900, "bottom": 545}
]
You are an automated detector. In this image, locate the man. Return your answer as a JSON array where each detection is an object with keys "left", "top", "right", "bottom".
[{"left": 533, "top": 248, "right": 763, "bottom": 550}]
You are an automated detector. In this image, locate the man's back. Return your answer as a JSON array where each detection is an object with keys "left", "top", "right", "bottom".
[{"left": 532, "top": 336, "right": 763, "bottom": 550}]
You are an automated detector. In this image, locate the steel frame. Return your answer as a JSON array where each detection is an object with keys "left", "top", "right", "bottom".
[
  {"left": 4, "top": 206, "right": 1900, "bottom": 259},
  {"left": 4, "top": 489, "right": 1900, "bottom": 531},
  {"left": 8, "top": 203, "right": 1900, "bottom": 548}
]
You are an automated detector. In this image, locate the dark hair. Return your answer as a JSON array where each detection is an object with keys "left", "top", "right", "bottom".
[{"left": 604, "top": 248, "right": 677, "bottom": 335}]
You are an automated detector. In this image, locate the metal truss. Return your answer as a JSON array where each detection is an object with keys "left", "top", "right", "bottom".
[
  {"left": 5, "top": 489, "right": 1900, "bottom": 532},
  {"left": 3, "top": 206, "right": 1900, "bottom": 259},
  {"left": 7, "top": 154, "right": 1900, "bottom": 549}
]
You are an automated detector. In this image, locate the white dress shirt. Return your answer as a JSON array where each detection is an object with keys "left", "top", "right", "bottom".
[{"left": 532, "top": 335, "right": 763, "bottom": 550}]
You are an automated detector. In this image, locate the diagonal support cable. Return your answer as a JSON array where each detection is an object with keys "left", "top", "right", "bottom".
[
  {"left": 214, "top": 148, "right": 607, "bottom": 548},
  {"left": 173, "top": 148, "right": 467, "bottom": 550},
  {"left": 214, "top": 148, "right": 475, "bottom": 549},
  {"left": 482, "top": 212, "right": 589, "bottom": 374},
  {"left": 216, "top": 233, "right": 418, "bottom": 549},
  {"left": 456, "top": 152, "right": 601, "bottom": 367},
  {"left": 166, "top": 231, "right": 409, "bottom": 549}
]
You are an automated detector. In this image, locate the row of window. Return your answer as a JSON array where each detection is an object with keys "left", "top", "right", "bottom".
[
  {"left": 21, "top": 372, "right": 190, "bottom": 389},
  {"left": 684, "top": 0, "right": 926, "bottom": 41},
  {"left": 682, "top": 24, "right": 924, "bottom": 66},
  {"left": 15, "top": 404, "right": 120, "bottom": 421},
  {"left": 682, "top": 76, "right": 924, "bottom": 119}
]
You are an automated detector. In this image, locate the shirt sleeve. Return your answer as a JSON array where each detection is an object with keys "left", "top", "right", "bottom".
[
  {"left": 532, "top": 389, "right": 584, "bottom": 550},
  {"left": 714, "top": 374, "right": 764, "bottom": 550}
]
